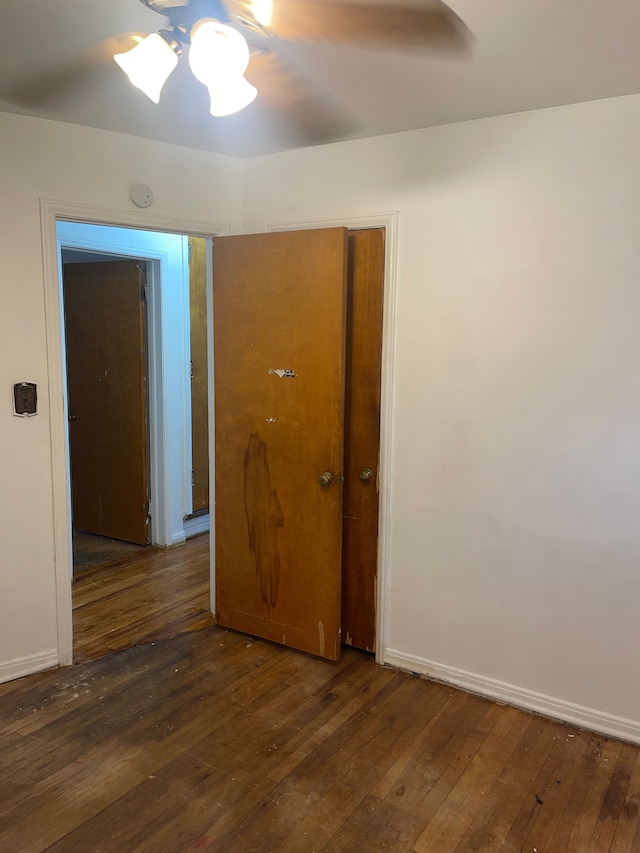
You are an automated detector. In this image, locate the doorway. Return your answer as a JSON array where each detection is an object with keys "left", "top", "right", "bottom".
[
  {"left": 56, "top": 221, "right": 208, "bottom": 555},
  {"left": 51, "top": 213, "right": 218, "bottom": 664}
]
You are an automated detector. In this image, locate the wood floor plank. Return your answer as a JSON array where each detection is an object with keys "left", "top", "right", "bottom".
[
  {"left": 369, "top": 698, "right": 455, "bottom": 800},
  {"left": 563, "top": 738, "right": 626, "bottom": 852},
  {"left": 520, "top": 730, "right": 620, "bottom": 853},
  {"left": 46, "top": 756, "right": 261, "bottom": 853},
  {"left": 320, "top": 794, "right": 430, "bottom": 852},
  {"left": 587, "top": 742, "right": 638, "bottom": 851},
  {"left": 322, "top": 694, "right": 499, "bottom": 852},
  {"left": 375, "top": 693, "right": 496, "bottom": 822},
  {"left": 533, "top": 735, "right": 609, "bottom": 852},
  {"left": 496, "top": 723, "right": 598, "bottom": 852},
  {"left": 72, "top": 530, "right": 147, "bottom": 571},
  {"left": 512, "top": 726, "right": 588, "bottom": 852},
  {"left": 414, "top": 706, "right": 532, "bottom": 852},
  {"left": 459, "top": 717, "right": 560, "bottom": 852},
  {"left": 606, "top": 748, "right": 640, "bottom": 852}
]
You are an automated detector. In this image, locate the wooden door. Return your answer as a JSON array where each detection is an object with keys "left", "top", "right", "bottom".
[
  {"left": 64, "top": 260, "right": 149, "bottom": 545},
  {"left": 213, "top": 229, "right": 348, "bottom": 660},
  {"left": 341, "top": 229, "right": 385, "bottom": 652},
  {"left": 188, "top": 236, "right": 209, "bottom": 513}
]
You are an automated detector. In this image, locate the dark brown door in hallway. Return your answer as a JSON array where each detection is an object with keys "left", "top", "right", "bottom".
[{"left": 64, "top": 260, "right": 150, "bottom": 546}]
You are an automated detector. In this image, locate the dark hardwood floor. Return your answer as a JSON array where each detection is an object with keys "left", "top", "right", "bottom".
[
  {"left": 72, "top": 530, "right": 148, "bottom": 572},
  {"left": 73, "top": 532, "right": 213, "bottom": 663},
  {"left": 0, "top": 536, "right": 638, "bottom": 851}
]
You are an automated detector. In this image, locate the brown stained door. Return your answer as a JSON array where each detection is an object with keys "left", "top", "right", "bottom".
[
  {"left": 341, "top": 229, "right": 385, "bottom": 652},
  {"left": 188, "top": 236, "right": 210, "bottom": 513},
  {"left": 213, "top": 228, "right": 348, "bottom": 660},
  {"left": 64, "top": 260, "right": 149, "bottom": 545}
]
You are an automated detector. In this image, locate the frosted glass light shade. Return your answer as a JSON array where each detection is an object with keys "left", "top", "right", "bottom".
[
  {"left": 189, "top": 19, "right": 251, "bottom": 83},
  {"left": 114, "top": 33, "right": 179, "bottom": 104},
  {"left": 206, "top": 75, "right": 258, "bottom": 117}
]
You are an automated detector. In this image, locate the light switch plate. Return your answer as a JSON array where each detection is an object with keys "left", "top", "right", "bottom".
[{"left": 13, "top": 382, "right": 37, "bottom": 417}]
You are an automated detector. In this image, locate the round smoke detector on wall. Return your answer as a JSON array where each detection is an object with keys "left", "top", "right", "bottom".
[{"left": 130, "top": 184, "right": 154, "bottom": 208}]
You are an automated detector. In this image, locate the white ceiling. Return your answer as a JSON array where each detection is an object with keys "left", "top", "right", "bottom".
[{"left": 1, "top": 0, "right": 639, "bottom": 158}]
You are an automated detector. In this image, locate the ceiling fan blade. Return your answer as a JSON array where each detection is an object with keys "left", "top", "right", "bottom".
[
  {"left": 2, "top": 33, "right": 147, "bottom": 109},
  {"left": 246, "top": 49, "right": 358, "bottom": 146},
  {"left": 229, "top": 0, "right": 471, "bottom": 52}
]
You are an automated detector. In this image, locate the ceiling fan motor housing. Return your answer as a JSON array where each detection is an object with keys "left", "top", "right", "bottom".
[{"left": 140, "top": 0, "right": 234, "bottom": 39}]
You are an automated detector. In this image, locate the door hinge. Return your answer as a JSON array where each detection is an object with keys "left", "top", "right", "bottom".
[
  {"left": 188, "top": 240, "right": 192, "bottom": 263},
  {"left": 146, "top": 499, "right": 151, "bottom": 518},
  {"left": 141, "top": 284, "right": 148, "bottom": 304},
  {"left": 192, "top": 469, "right": 195, "bottom": 487},
  {"left": 190, "top": 360, "right": 194, "bottom": 379}
]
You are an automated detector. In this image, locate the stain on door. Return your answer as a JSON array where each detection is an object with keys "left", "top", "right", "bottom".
[{"left": 243, "top": 432, "right": 285, "bottom": 611}]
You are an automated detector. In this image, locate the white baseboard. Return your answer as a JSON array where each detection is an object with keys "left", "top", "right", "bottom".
[
  {"left": 184, "top": 513, "right": 210, "bottom": 539},
  {"left": 0, "top": 650, "right": 59, "bottom": 685},
  {"left": 171, "top": 530, "right": 187, "bottom": 547},
  {"left": 383, "top": 648, "right": 640, "bottom": 745}
]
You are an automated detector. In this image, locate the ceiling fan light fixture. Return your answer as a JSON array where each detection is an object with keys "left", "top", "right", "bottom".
[
  {"left": 114, "top": 32, "right": 179, "bottom": 104},
  {"left": 189, "top": 19, "right": 251, "bottom": 83},
  {"left": 206, "top": 75, "right": 258, "bottom": 117}
]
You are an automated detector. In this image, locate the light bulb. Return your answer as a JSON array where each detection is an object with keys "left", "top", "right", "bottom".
[
  {"left": 189, "top": 19, "right": 251, "bottom": 83},
  {"left": 114, "top": 33, "right": 179, "bottom": 104},
  {"left": 206, "top": 75, "right": 258, "bottom": 117},
  {"left": 251, "top": 0, "right": 273, "bottom": 27}
]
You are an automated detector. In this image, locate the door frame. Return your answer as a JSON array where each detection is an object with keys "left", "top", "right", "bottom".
[
  {"left": 59, "top": 239, "right": 168, "bottom": 551},
  {"left": 41, "top": 199, "right": 227, "bottom": 665},
  {"left": 266, "top": 213, "right": 398, "bottom": 663}
]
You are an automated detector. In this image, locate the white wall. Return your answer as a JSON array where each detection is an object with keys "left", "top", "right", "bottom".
[
  {"left": 242, "top": 93, "right": 640, "bottom": 740},
  {"left": 0, "top": 111, "right": 241, "bottom": 680}
]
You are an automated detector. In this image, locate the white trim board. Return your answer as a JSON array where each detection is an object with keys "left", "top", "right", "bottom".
[
  {"left": 41, "top": 199, "right": 228, "bottom": 667},
  {"left": 384, "top": 648, "right": 640, "bottom": 745},
  {"left": 265, "top": 213, "right": 399, "bottom": 667},
  {"left": 0, "top": 650, "right": 59, "bottom": 685},
  {"left": 184, "top": 513, "right": 210, "bottom": 538}
]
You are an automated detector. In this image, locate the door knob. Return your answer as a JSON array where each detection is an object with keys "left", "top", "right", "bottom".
[
  {"left": 359, "top": 468, "right": 374, "bottom": 482},
  {"left": 318, "top": 472, "right": 334, "bottom": 487}
]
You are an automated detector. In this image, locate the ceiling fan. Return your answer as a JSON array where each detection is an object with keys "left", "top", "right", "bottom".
[{"left": 7, "top": 0, "right": 473, "bottom": 147}]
